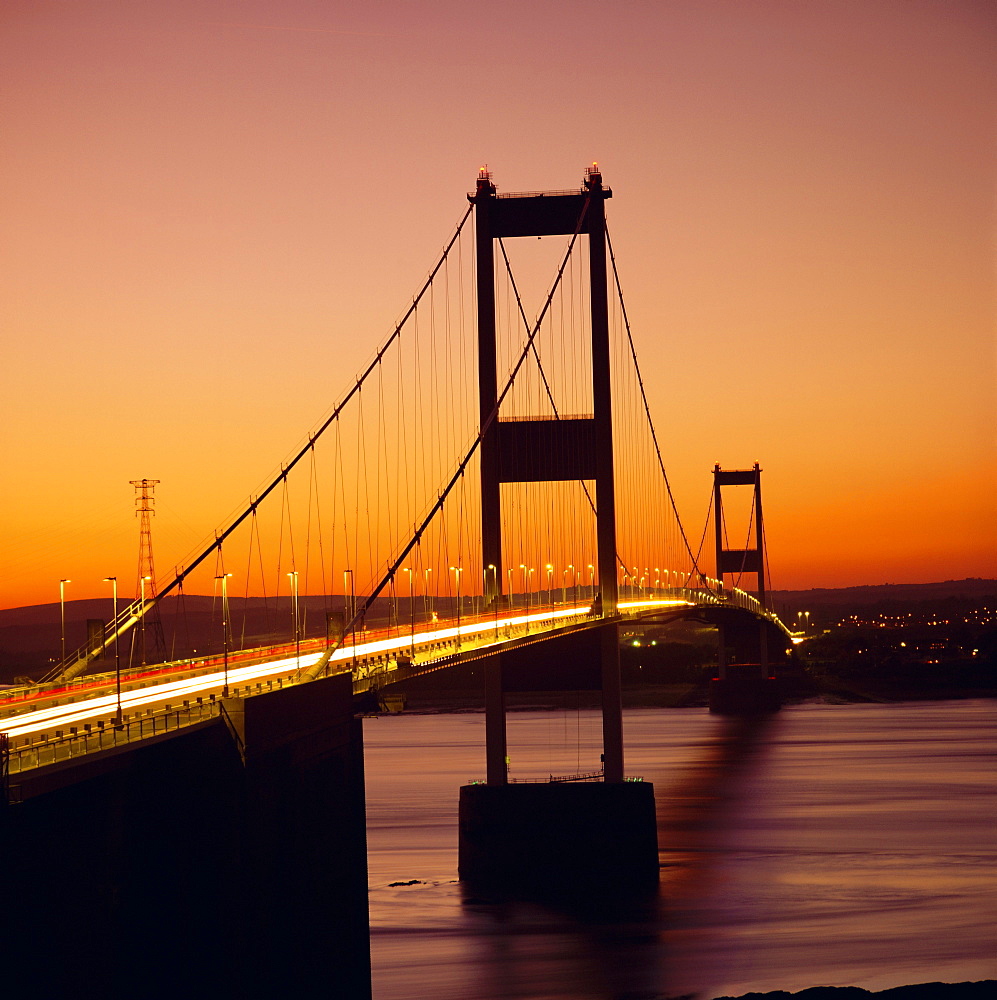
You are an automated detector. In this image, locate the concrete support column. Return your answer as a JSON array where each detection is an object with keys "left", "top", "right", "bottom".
[
  {"left": 485, "top": 657, "right": 507, "bottom": 785},
  {"left": 587, "top": 171, "right": 618, "bottom": 616},
  {"left": 601, "top": 622, "right": 624, "bottom": 783},
  {"left": 474, "top": 174, "right": 502, "bottom": 604}
]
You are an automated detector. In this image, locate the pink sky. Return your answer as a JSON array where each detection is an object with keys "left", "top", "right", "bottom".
[{"left": 1, "top": 0, "right": 994, "bottom": 609}]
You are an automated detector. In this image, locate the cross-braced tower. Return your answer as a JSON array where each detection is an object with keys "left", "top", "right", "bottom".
[{"left": 131, "top": 478, "right": 167, "bottom": 664}]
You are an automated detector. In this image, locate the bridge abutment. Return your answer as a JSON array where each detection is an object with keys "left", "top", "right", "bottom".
[{"left": 2, "top": 674, "right": 370, "bottom": 999}]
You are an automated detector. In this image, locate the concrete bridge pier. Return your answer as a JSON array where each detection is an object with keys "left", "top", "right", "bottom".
[
  {"left": 710, "top": 613, "right": 782, "bottom": 714},
  {"left": 459, "top": 622, "right": 659, "bottom": 899}
]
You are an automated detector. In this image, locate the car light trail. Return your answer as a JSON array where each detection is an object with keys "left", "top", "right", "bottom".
[{"left": 2, "top": 599, "right": 695, "bottom": 742}]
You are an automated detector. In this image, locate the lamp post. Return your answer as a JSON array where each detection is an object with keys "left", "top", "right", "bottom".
[
  {"left": 288, "top": 571, "right": 300, "bottom": 666},
  {"left": 449, "top": 566, "right": 463, "bottom": 647},
  {"left": 103, "top": 576, "right": 122, "bottom": 728},
  {"left": 344, "top": 568, "right": 357, "bottom": 669},
  {"left": 402, "top": 567, "right": 414, "bottom": 654},
  {"left": 139, "top": 574, "right": 151, "bottom": 666},
  {"left": 487, "top": 564, "right": 498, "bottom": 638},
  {"left": 59, "top": 578, "right": 71, "bottom": 664},
  {"left": 527, "top": 568, "right": 535, "bottom": 615},
  {"left": 507, "top": 567, "right": 514, "bottom": 611},
  {"left": 545, "top": 564, "right": 553, "bottom": 618},
  {"left": 216, "top": 573, "right": 232, "bottom": 696},
  {"left": 343, "top": 569, "right": 355, "bottom": 623},
  {"left": 588, "top": 564, "right": 595, "bottom": 602},
  {"left": 804, "top": 611, "right": 810, "bottom": 635},
  {"left": 423, "top": 568, "right": 433, "bottom": 617}
]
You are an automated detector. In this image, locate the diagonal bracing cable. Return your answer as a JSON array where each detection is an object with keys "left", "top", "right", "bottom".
[{"left": 497, "top": 238, "right": 633, "bottom": 578}]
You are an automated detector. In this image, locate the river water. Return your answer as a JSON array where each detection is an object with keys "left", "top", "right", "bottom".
[{"left": 364, "top": 700, "right": 996, "bottom": 999}]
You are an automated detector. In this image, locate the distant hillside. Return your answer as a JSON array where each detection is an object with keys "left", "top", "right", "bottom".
[
  {"left": 1, "top": 581, "right": 994, "bottom": 683},
  {"left": 769, "top": 578, "right": 996, "bottom": 608},
  {"left": 0, "top": 594, "right": 397, "bottom": 684}
]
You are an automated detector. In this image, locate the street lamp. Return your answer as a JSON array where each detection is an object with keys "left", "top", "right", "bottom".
[
  {"left": 804, "top": 611, "right": 811, "bottom": 634},
  {"left": 545, "top": 564, "right": 553, "bottom": 615},
  {"left": 527, "top": 568, "right": 535, "bottom": 614},
  {"left": 449, "top": 566, "right": 463, "bottom": 647},
  {"left": 423, "top": 568, "right": 432, "bottom": 617},
  {"left": 344, "top": 569, "right": 355, "bottom": 623},
  {"left": 487, "top": 564, "right": 498, "bottom": 637},
  {"left": 507, "top": 567, "right": 514, "bottom": 610},
  {"left": 288, "top": 571, "right": 300, "bottom": 666},
  {"left": 216, "top": 573, "right": 232, "bottom": 696},
  {"left": 588, "top": 564, "right": 595, "bottom": 601},
  {"left": 344, "top": 568, "right": 357, "bottom": 669},
  {"left": 139, "top": 574, "right": 151, "bottom": 666},
  {"left": 103, "top": 576, "right": 122, "bottom": 728},
  {"left": 59, "top": 578, "right": 71, "bottom": 664},
  {"left": 402, "top": 567, "right": 415, "bottom": 654}
]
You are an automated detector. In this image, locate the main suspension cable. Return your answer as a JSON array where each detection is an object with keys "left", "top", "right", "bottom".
[
  {"left": 303, "top": 194, "right": 593, "bottom": 678},
  {"left": 46, "top": 204, "right": 474, "bottom": 681},
  {"left": 606, "top": 225, "right": 709, "bottom": 587}
]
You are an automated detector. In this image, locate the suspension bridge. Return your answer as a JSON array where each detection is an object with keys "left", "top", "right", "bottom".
[{"left": 1, "top": 167, "right": 790, "bottom": 785}]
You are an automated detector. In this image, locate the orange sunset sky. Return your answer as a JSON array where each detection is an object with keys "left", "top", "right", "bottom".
[{"left": 2, "top": 0, "right": 994, "bottom": 611}]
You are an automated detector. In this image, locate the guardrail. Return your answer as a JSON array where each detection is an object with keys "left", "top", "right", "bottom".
[{"left": 5, "top": 702, "right": 219, "bottom": 776}]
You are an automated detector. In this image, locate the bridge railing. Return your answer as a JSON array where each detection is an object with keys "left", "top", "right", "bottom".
[{"left": 4, "top": 701, "right": 220, "bottom": 778}]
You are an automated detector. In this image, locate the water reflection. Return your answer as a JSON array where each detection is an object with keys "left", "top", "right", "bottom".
[{"left": 366, "top": 702, "right": 996, "bottom": 999}]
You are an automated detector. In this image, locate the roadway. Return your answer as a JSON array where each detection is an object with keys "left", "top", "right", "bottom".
[{"left": 3, "top": 589, "right": 774, "bottom": 769}]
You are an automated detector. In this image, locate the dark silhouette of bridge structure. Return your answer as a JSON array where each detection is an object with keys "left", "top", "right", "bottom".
[
  {"left": 4, "top": 166, "right": 790, "bottom": 773},
  {"left": 1, "top": 169, "right": 794, "bottom": 997}
]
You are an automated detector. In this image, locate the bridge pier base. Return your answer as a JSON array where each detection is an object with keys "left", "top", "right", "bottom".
[
  {"left": 709, "top": 615, "right": 782, "bottom": 714},
  {"left": 709, "top": 669, "right": 781, "bottom": 714},
  {"left": 458, "top": 780, "right": 658, "bottom": 898}
]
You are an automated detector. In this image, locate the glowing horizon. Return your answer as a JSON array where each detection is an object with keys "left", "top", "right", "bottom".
[{"left": 2, "top": 2, "right": 994, "bottom": 611}]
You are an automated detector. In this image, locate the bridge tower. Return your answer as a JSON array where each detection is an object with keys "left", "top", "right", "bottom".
[
  {"left": 710, "top": 463, "right": 780, "bottom": 713},
  {"left": 459, "top": 169, "right": 657, "bottom": 898},
  {"left": 713, "top": 462, "right": 766, "bottom": 606},
  {"left": 471, "top": 166, "right": 624, "bottom": 782},
  {"left": 472, "top": 165, "right": 618, "bottom": 615}
]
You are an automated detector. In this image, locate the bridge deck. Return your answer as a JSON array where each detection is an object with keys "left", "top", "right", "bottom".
[{"left": 2, "top": 587, "right": 785, "bottom": 776}]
